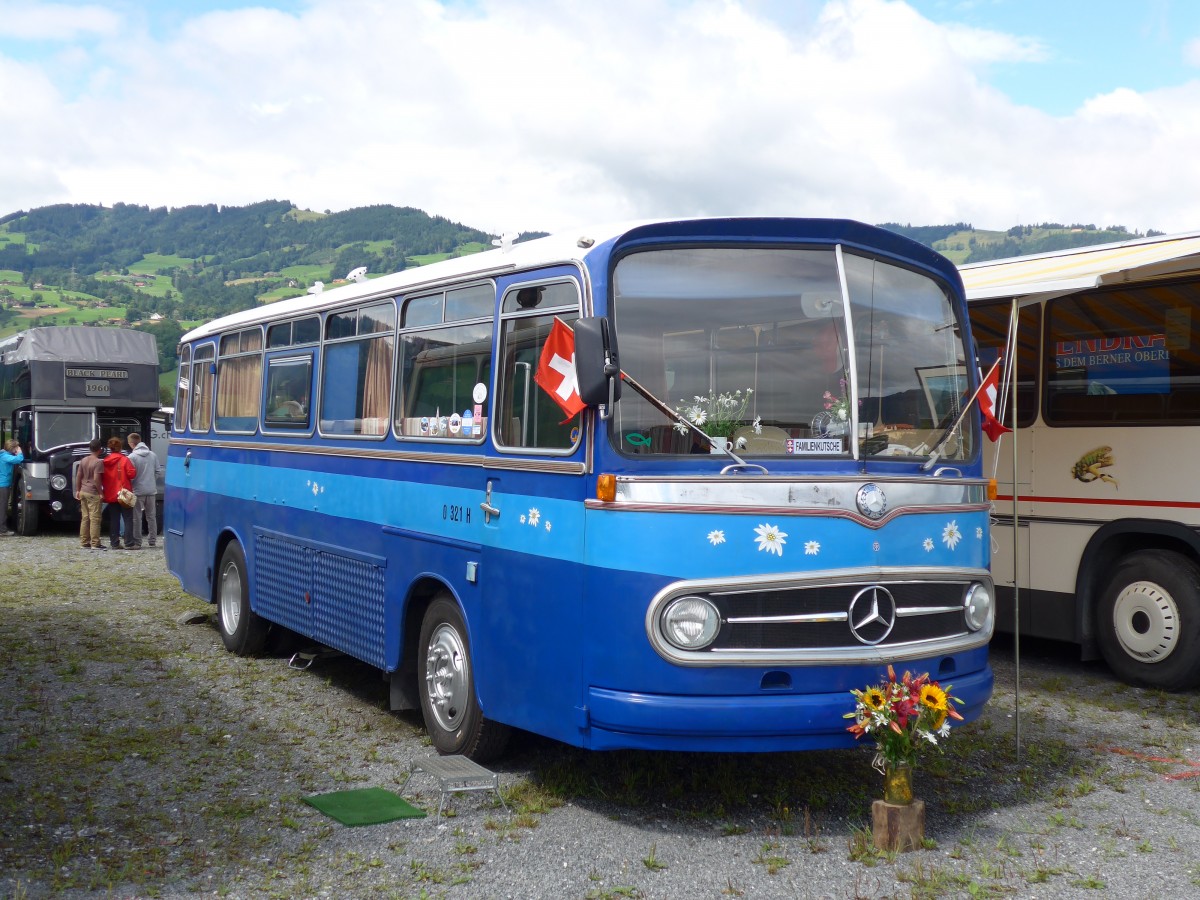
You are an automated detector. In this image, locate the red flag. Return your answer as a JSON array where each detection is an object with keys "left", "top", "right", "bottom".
[
  {"left": 979, "top": 359, "right": 1011, "bottom": 442},
  {"left": 534, "top": 318, "right": 586, "bottom": 420}
]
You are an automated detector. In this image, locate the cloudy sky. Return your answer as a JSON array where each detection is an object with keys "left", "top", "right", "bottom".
[{"left": 2, "top": 0, "right": 1198, "bottom": 236}]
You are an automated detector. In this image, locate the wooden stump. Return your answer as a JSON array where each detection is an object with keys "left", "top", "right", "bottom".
[{"left": 871, "top": 798, "right": 925, "bottom": 852}]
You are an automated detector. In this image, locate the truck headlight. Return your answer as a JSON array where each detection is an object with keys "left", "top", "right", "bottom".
[
  {"left": 51, "top": 475, "right": 68, "bottom": 491},
  {"left": 660, "top": 596, "right": 721, "bottom": 650}
]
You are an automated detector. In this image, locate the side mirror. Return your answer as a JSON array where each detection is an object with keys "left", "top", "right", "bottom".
[{"left": 573, "top": 316, "right": 622, "bottom": 410}]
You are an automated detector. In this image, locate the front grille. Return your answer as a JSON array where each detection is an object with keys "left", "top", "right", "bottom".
[{"left": 710, "top": 581, "right": 967, "bottom": 651}]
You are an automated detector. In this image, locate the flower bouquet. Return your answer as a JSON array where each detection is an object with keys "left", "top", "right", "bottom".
[
  {"left": 823, "top": 379, "right": 852, "bottom": 423},
  {"left": 811, "top": 379, "right": 858, "bottom": 437},
  {"left": 845, "top": 666, "right": 963, "bottom": 804},
  {"left": 673, "top": 388, "right": 754, "bottom": 446}
]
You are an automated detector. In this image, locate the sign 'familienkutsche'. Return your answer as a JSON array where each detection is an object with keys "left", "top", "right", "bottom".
[{"left": 66, "top": 368, "right": 129, "bottom": 379}]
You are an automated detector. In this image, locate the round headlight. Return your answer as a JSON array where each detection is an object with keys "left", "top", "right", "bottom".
[
  {"left": 50, "top": 474, "right": 68, "bottom": 491},
  {"left": 964, "top": 583, "right": 993, "bottom": 632},
  {"left": 661, "top": 596, "right": 721, "bottom": 650}
]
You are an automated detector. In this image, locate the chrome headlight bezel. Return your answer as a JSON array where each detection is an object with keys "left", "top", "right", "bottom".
[
  {"left": 964, "top": 582, "right": 993, "bottom": 633},
  {"left": 50, "top": 474, "right": 68, "bottom": 491},
  {"left": 660, "top": 596, "right": 722, "bottom": 651}
]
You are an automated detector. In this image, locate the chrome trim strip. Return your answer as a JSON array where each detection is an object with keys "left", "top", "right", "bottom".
[
  {"left": 726, "top": 612, "right": 848, "bottom": 624},
  {"left": 700, "top": 565, "right": 987, "bottom": 592},
  {"left": 168, "top": 437, "right": 586, "bottom": 474},
  {"left": 587, "top": 499, "right": 990, "bottom": 528},
  {"left": 896, "top": 605, "right": 964, "bottom": 616},
  {"left": 586, "top": 475, "right": 988, "bottom": 525},
  {"left": 483, "top": 456, "right": 587, "bottom": 475},
  {"left": 646, "top": 568, "right": 993, "bottom": 667},
  {"left": 696, "top": 633, "right": 987, "bottom": 665}
]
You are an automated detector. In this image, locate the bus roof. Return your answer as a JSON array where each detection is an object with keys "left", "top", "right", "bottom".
[
  {"left": 959, "top": 229, "right": 1200, "bottom": 301},
  {"left": 0, "top": 325, "right": 158, "bottom": 365},
  {"left": 181, "top": 217, "right": 960, "bottom": 344},
  {"left": 180, "top": 222, "right": 646, "bottom": 343}
]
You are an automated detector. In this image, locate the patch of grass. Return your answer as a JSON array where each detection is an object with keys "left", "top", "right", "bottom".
[
  {"left": 752, "top": 840, "right": 790, "bottom": 874},
  {"left": 642, "top": 842, "right": 666, "bottom": 870}
]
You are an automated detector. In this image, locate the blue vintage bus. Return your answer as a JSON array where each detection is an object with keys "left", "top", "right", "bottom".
[{"left": 166, "top": 218, "right": 995, "bottom": 760}]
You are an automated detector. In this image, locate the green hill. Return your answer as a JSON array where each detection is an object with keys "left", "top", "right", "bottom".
[
  {"left": 0, "top": 200, "right": 524, "bottom": 359},
  {"left": 879, "top": 221, "right": 1163, "bottom": 265},
  {"left": 0, "top": 202, "right": 1164, "bottom": 357}
]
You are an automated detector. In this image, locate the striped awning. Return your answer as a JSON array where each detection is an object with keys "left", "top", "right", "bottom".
[{"left": 959, "top": 231, "right": 1200, "bottom": 301}]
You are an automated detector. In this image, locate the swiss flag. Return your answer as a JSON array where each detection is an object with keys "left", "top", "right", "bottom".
[
  {"left": 534, "top": 318, "right": 587, "bottom": 421},
  {"left": 979, "top": 358, "right": 1011, "bottom": 442}
]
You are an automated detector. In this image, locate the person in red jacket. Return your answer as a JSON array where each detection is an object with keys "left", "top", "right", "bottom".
[{"left": 102, "top": 436, "right": 137, "bottom": 550}]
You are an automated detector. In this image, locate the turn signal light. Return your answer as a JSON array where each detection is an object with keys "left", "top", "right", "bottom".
[
  {"left": 596, "top": 473, "right": 616, "bottom": 502},
  {"left": 987, "top": 478, "right": 998, "bottom": 501}
]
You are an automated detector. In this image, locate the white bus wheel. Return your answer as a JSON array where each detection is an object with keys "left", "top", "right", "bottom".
[
  {"left": 216, "top": 541, "right": 268, "bottom": 656},
  {"left": 418, "top": 596, "right": 509, "bottom": 761},
  {"left": 1097, "top": 549, "right": 1200, "bottom": 691}
]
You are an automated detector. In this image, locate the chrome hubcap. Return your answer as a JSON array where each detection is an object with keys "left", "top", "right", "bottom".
[
  {"left": 425, "top": 623, "right": 467, "bottom": 732},
  {"left": 219, "top": 561, "right": 242, "bottom": 635}
]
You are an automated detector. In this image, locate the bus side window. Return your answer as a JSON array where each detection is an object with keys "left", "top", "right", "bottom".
[
  {"left": 175, "top": 345, "right": 191, "bottom": 432},
  {"left": 497, "top": 312, "right": 580, "bottom": 451},
  {"left": 395, "top": 323, "right": 491, "bottom": 440},
  {"left": 263, "top": 356, "right": 313, "bottom": 430},
  {"left": 190, "top": 345, "right": 215, "bottom": 433}
]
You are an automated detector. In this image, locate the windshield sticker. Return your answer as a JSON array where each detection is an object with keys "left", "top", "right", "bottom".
[{"left": 787, "top": 438, "right": 843, "bottom": 454}]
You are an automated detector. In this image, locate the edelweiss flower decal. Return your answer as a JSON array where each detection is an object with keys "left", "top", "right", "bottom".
[
  {"left": 804, "top": 540, "right": 820, "bottom": 556},
  {"left": 306, "top": 480, "right": 325, "bottom": 496},
  {"left": 976, "top": 526, "right": 983, "bottom": 540},
  {"left": 923, "top": 537, "right": 934, "bottom": 552},
  {"left": 707, "top": 530, "right": 726, "bottom": 546},
  {"left": 754, "top": 522, "right": 787, "bottom": 556},
  {"left": 527, "top": 508, "right": 540, "bottom": 527},
  {"left": 942, "top": 520, "right": 962, "bottom": 550}
]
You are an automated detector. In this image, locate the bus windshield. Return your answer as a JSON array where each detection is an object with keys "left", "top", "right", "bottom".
[
  {"left": 611, "top": 246, "right": 973, "bottom": 459},
  {"left": 35, "top": 410, "right": 95, "bottom": 452}
]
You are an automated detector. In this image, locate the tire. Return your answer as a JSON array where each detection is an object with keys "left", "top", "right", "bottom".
[
  {"left": 14, "top": 473, "right": 38, "bottom": 536},
  {"left": 418, "top": 595, "right": 509, "bottom": 761},
  {"left": 215, "top": 542, "right": 268, "bottom": 656},
  {"left": 1096, "top": 549, "right": 1200, "bottom": 691}
]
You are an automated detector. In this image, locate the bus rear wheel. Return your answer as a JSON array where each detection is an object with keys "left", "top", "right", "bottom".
[
  {"left": 216, "top": 542, "right": 268, "bottom": 656},
  {"left": 1097, "top": 549, "right": 1200, "bottom": 691},
  {"left": 418, "top": 596, "right": 509, "bottom": 761},
  {"left": 14, "top": 473, "right": 38, "bottom": 536}
]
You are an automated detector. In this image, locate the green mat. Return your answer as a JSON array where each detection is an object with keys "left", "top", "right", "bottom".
[{"left": 302, "top": 788, "right": 426, "bottom": 826}]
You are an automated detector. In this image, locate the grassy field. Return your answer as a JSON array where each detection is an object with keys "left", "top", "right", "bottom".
[{"left": 127, "top": 253, "right": 194, "bottom": 273}]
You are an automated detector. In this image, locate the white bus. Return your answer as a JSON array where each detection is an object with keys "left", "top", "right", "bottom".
[{"left": 962, "top": 230, "right": 1200, "bottom": 690}]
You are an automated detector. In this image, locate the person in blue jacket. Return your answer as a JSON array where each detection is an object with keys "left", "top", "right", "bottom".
[{"left": 0, "top": 439, "right": 24, "bottom": 536}]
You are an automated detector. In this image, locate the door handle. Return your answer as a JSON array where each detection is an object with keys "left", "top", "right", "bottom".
[
  {"left": 480, "top": 480, "right": 500, "bottom": 523},
  {"left": 184, "top": 449, "right": 192, "bottom": 471}
]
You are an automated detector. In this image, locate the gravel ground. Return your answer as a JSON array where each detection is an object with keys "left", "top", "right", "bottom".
[{"left": 3, "top": 532, "right": 1200, "bottom": 899}]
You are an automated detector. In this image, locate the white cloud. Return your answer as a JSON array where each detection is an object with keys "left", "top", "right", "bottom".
[
  {"left": 1185, "top": 36, "right": 1200, "bottom": 67},
  {"left": 0, "top": 0, "right": 1197, "bottom": 234},
  {"left": 0, "top": 1, "right": 120, "bottom": 40}
]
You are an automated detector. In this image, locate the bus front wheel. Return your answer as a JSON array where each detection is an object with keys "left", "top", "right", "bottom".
[
  {"left": 418, "top": 596, "right": 509, "bottom": 761},
  {"left": 1097, "top": 549, "right": 1200, "bottom": 691},
  {"left": 216, "top": 542, "right": 268, "bottom": 656}
]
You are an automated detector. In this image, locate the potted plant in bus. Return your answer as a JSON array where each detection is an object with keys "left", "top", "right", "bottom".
[
  {"left": 674, "top": 388, "right": 754, "bottom": 452},
  {"left": 845, "top": 666, "right": 963, "bottom": 851}
]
